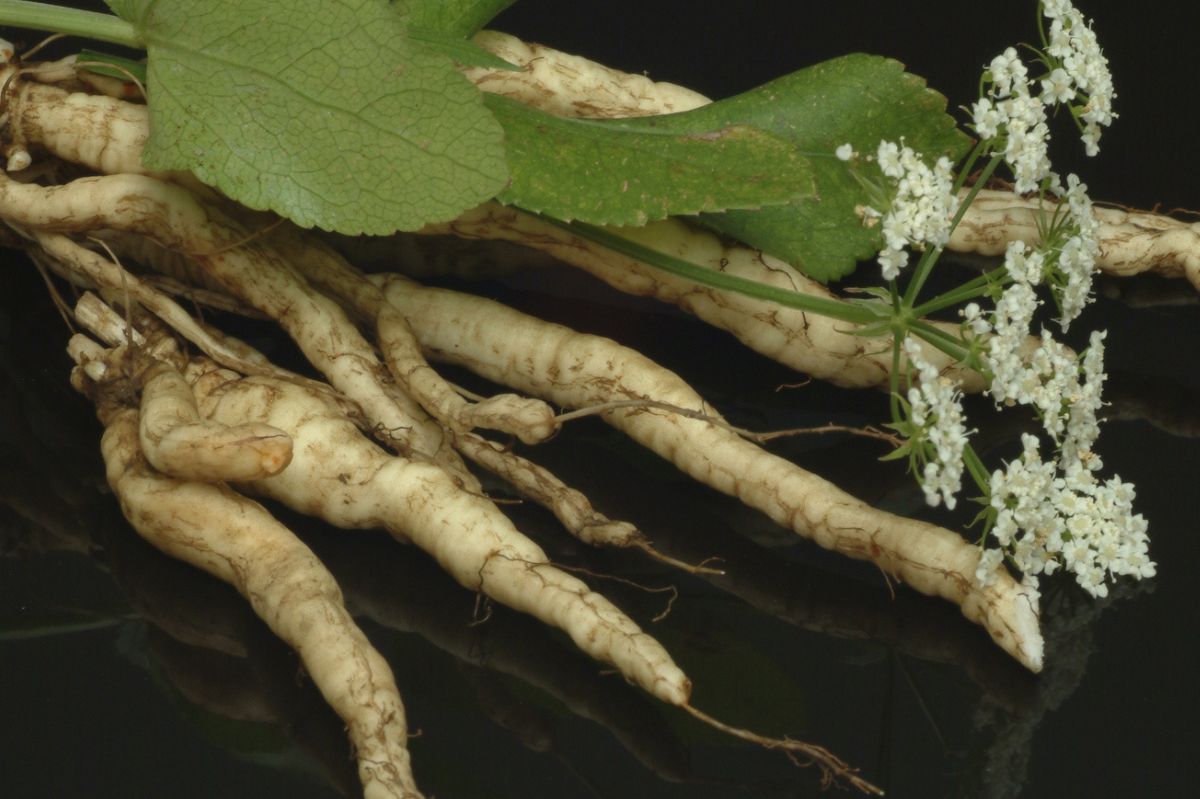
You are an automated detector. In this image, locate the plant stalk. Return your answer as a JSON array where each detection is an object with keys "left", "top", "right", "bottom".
[{"left": 0, "top": 1, "right": 141, "bottom": 49}]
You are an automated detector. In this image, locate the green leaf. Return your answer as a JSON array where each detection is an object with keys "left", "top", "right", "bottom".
[
  {"left": 406, "top": 27, "right": 520, "bottom": 71},
  {"left": 105, "top": 0, "right": 508, "bottom": 235},
  {"left": 400, "top": 0, "right": 517, "bottom": 37},
  {"left": 488, "top": 94, "right": 816, "bottom": 226},
  {"left": 698, "top": 54, "right": 972, "bottom": 282}
]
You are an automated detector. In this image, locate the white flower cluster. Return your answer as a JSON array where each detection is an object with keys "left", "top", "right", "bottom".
[
  {"left": 1049, "top": 173, "right": 1100, "bottom": 327},
  {"left": 977, "top": 433, "right": 1154, "bottom": 598},
  {"left": 971, "top": 1, "right": 1116, "bottom": 191},
  {"left": 872, "top": 140, "right": 958, "bottom": 280},
  {"left": 1042, "top": 0, "right": 1117, "bottom": 156},
  {"left": 970, "top": 239, "right": 1105, "bottom": 447},
  {"left": 972, "top": 47, "right": 1051, "bottom": 193},
  {"left": 903, "top": 341, "right": 970, "bottom": 509}
]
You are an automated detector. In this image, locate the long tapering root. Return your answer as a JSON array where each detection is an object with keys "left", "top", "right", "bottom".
[
  {"left": 375, "top": 273, "right": 1045, "bottom": 671},
  {"left": 87, "top": 395, "right": 422, "bottom": 799}
]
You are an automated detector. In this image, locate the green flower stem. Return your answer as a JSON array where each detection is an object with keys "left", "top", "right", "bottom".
[
  {"left": 962, "top": 443, "right": 991, "bottom": 494},
  {"left": 902, "top": 151, "right": 1004, "bottom": 307},
  {"left": 0, "top": 1, "right": 141, "bottom": 48},
  {"left": 912, "top": 267, "right": 1007, "bottom": 318},
  {"left": 560, "top": 219, "right": 879, "bottom": 326},
  {"left": 889, "top": 330, "right": 903, "bottom": 420},
  {"left": 949, "top": 138, "right": 989, "bottom": 203},
  {"left": 910, "top": 320, "right": 970, "bottom": 364}
]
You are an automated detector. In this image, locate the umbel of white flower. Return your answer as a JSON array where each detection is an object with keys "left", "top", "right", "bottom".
[
  {"left": 972, "top": 0, "right": 1116, "bottom": 188},
  {"left": 870, "top": 140, "right": 958, "bottom": 281},
  {"left": 903, "top": 341, "right": 970, "bottom": 509},
  {"left": 852, "top": 0, "right": 1147, "bottom": 602},
  {"left": 978, "top": 434, "right": 1154, "bottom": 599}
]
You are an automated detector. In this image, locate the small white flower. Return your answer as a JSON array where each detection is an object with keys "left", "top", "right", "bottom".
[
  {"left": 971, "top": 97, "right": 1003, "bottom": 139},
  {"left": 1041, "top": 67, "right": 1076, "bottom": 104},
  {"left": 975, "top": 547, "right": 1005, "bottom": 587},
  {"left": 1042, "top": 0, "right": 1073, "bottom": 20},
  {"left": 835, "top": 143, "right": 855, "bottom": 161}
]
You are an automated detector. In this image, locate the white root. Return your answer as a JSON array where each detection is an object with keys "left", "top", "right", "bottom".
[
  {"left": 72, "top": 290, "right": 146, "bottom": 348},
  {"left": 185, "top": 364, "right": 694, "bottom": 708},
  {"left": 465, "top": 30, "right": 709, "bottom": 119},
  {"left": 66, "top": 333, "right": 109, "bottom": 382},
  {"left": 463, "top": 34, "right": 1200, "bottom": 293},
  {"left": 29, "top": 230, "right": 303, "bottom": 381},
  {"left": 1, "top": 67, "right": 150, "bottom": 176},
  {"left": 96, "top": 406, "right": 422, "bottom": 799},
  {"left": 425, "top": 203, "right": 985, "bottom": 391},
  {"left": 190, "top": 367, "right": 881, "bottom": 792},
  {"left": 374, "top": 274, "right": 1045, "bottom": 671},
  {"left": 275, "top": 230, "right": 559, "bottom": 444},
  {"left": 0, "top": 172, "right": 474, "bottom": 485},
  {"left": 951, "top": 188, "right": 1200, "bottom": 291},
  {"left": 137, "top": 358, "right": 293, "bottom": 482}
]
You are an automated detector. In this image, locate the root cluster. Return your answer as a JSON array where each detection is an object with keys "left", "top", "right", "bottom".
[{"left": 3, "top": 32, "right": 1194, "bottom": 798}]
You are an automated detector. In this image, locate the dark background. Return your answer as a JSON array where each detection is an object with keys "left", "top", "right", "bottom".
[{"left": 2, "top": 2, "right": 1197, "bottom": 798}]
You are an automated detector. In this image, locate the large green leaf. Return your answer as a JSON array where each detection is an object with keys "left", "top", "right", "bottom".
[
  {"left": 488, "top": 93, "right": 816, "bottom": 226},
  {"left": 401, "top": 0, "right": 517, "bottom": 37},
  {"left": 694, "top": 55, "right": 971, "bottom": 282},
  {"left": 105, "top": 0, "right": 508, "bottom": 235}
]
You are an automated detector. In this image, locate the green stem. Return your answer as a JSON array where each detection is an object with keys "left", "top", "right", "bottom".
[
  {"left": 962, "top": 444, "right": 991, "bottom": 494},
  {"left": 910, "top": 320, "right": 969, "bottom": 363},
  {"left": 889, "top": 330, "right": 903, "bottom": 421},
  {"left": 0, "top": 1, "right": 141, "bottom": 48},
  {"left": 912, "top": 267, "right": 1007, "bottom": 318},
  {"left": 558, "top": 219, "right": 879, "bottom": 326},
  {"left": 902, "top": 151, "right": 1004, "bottom": 307}
]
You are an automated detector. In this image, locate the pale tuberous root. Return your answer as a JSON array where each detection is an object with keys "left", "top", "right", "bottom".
[
  {"left": 184, "top": 355, "right": 875, "bottom": 792},
  {"left": 274, "top": 229, "right": 560, "bottom": 444},
  {"left": 463, "top": 31, "right": 1200, "bottom": 293},
  {"left": 0, "top": 170, "right": 480, "bottom": 487},
  {"left": 951, "top": 188, "right": 1200, "bottom": 292},
  {"left": 84, "top": 389, "right": 422, "bottom": 799},
  {"left": 423, "top": 202, "right": 988, "bottom": 392},
  {"left": 374, "top": 274, "right": 1045, "bottom": 672}
]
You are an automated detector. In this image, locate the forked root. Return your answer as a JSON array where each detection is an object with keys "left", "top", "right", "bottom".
[
  {"left": 451, "top": 429, "right": 723, "bottom": 575},
  {"left": 275, "top": 229, "right": 559, "bottom": 444},
  {"left": 375, "top": 274, "right": 1045, "bottom": 671},
  {"left": 87, "top": 398, "right": 421, "bottom": 799}
]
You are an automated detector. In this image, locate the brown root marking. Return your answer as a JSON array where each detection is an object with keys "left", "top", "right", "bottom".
[{"left": 683, "top": 705, "right": 883, "bottom": 795}]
